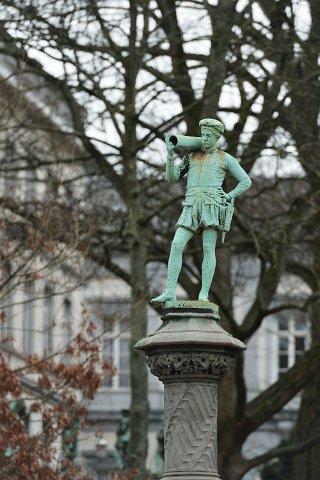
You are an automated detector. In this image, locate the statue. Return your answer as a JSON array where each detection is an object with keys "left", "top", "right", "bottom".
[
  {"left": 151, "top": 118, "right": 252, "bottom": 304},
  {"left": 114, "top": 409, "right": 130, "bottom": 468}
]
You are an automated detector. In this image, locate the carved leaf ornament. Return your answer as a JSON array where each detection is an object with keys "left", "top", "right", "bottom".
[{"left": 147, "top": 352, "right": 234, "bottom": 380}]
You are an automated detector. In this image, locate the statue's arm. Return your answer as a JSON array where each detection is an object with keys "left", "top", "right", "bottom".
[
  {"left": 225, "top": 153, "right": 252, "bottom": 199},
  {"left": 165, "top": 140, "right": 189, "bottom": 183}
]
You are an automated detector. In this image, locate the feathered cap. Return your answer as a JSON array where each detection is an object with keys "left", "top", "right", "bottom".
[{"left": 199, "top": 118, "right": 225, "bottom": 136}]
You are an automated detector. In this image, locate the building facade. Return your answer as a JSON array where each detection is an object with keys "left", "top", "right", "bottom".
[{"left": 0, "top": 61, "right": 311, "bottom": 479}]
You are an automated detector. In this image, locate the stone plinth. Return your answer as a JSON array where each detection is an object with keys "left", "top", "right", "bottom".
[{"left": 135, "top": 301, "right": 246, "bottom": 480}]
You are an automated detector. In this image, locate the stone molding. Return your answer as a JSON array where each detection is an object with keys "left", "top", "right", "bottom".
[{"left": 147, "top": 352, "right": 234, "bottom": 380}]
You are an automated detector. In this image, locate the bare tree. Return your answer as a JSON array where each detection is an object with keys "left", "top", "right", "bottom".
[{"left": 0, "top": 0, "right": 319, "bottom": 478}]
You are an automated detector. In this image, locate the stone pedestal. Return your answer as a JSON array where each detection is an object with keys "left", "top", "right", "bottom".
[{"left": 135, "top": 301, "right": 246, "bottom": 480}]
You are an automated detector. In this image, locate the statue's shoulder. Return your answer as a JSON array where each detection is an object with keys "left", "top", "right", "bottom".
[
  {"left": 219, "top": 150, "right": 239, "bottom": 166},
  {"left": 216, "top": 149, "right": 227, "bottom": 166}
]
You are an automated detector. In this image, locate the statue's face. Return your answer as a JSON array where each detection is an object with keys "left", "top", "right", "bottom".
[{"left": 201, "top": 128, "right": 219, "bottom": 150}]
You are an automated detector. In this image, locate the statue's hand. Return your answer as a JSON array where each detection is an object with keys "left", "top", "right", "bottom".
[
  {"left": 217, "top": 187, "right": 231, "bottom": 201},
  {"left": 165, "top": 136, "right": 175, "bottom": 154}
]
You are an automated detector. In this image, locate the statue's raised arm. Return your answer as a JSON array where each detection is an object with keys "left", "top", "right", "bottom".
[{"left": 165, "top": 136, "right": 190, "bottom": 183}]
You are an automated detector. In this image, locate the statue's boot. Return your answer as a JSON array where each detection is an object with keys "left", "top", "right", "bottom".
[
  {"left": 151, "top": 291, "right": 176, "bottom": 304},
  {"left": 198, "top": 292, "right": 209, "bottom": 302}
]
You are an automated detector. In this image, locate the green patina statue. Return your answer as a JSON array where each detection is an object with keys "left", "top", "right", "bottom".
[{"left": 151, "top": 118, "right": 252, "bottom": 304}]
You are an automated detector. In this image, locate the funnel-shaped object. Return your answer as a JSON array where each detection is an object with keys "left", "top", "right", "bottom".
[{"left": 169, "top": 134, "right": 202, "bottom": 150}]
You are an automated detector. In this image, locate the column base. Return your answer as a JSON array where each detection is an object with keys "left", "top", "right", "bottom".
[{"left": 162, "top": 472, "right": 221, "bottom": 480}]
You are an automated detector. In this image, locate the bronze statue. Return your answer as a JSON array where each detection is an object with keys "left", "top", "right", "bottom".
[{"left": 151, "top": 118, "right": 251, "bottom": 304}]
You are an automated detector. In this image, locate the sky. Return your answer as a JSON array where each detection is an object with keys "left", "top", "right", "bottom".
[{"left": 0, "top": 0, "right": 312, "bottom": 179}]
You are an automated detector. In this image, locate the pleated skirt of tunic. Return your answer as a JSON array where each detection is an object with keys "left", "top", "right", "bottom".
[{"left": 176, "top": 187, "right": 234, "bottom": 234}]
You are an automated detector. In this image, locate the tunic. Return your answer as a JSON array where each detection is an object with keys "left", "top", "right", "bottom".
[{"left": 166, "top": 149, "right": 252, "bottom": 236}]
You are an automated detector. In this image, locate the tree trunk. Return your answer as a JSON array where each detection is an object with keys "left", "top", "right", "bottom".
[
  {"left": 292, "top": 371, "right": 320, "bottom": 479},
  {"left": 127, "top": 221, "right": 149, "bottom": 476},
  {"left": 124, "top": 139, "right": 150, "bottom": 478},
  {"left": 122, "top": 2, "right": 149, "bottom": 474},
  {"left": 292, "top": 299, "right": 320, "bottom": 479},
  {"left": 219, "top": 450, "right": 248, "bottom": 480}
]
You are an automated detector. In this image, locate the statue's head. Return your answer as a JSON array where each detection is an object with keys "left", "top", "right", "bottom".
[{"left": 199, "top": 118, "right": 224, "bottom": 150}]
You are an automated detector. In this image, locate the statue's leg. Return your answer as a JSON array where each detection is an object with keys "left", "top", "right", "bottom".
[
  {"left": 151, "top": 227, "right": 193, "bottom": 303},
  {"left": 198, "top": 229, "right": 218, "bottom": 301},
  {"left": 167, "top": 227, "right": 194, "bottom": 294}
]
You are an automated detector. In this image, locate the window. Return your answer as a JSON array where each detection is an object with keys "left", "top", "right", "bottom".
[
  {"left": 23, "top": 285, "right": 34, "bottom": 356},
  {"left": 64, "top": 298, "right": 72, "bottom": 347},
  {"left": 1, "top": 293, "right": 14, "bottom": 343},
  {"left": 25, "top": 168, "right": 37, "bottom": 202},
  {"left": 3, "top": 140, "right": 17, "bottom": 197},
  {"left": 43, "top": 286, "right": 54, "bottom": 354},
  {"left": 63, "top": 298, "right": 72, "bottom": 363},
  {"left": 103, "top": 338, "right": 114, "bottom": 387},
  {"left": 119, "top": 337, "right": 130, "bottom": 387},
  {"left": 87, "top": 300, "right": 131, "bottom": 389},
  {"left": 277, "top": 312, "right": 309, "bottom": 377}
]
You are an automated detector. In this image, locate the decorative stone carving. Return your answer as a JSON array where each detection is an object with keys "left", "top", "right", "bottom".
[
  {"left": 147, "top": 352, "right": 234, "bottom": 380},
  {"left": 163, "top": 382, "right": 218, "bottom": 474}
]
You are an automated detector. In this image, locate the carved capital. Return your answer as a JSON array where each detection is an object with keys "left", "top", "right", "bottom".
[{"left": 147, "top": 352, "right": 234, "bottom": 380}]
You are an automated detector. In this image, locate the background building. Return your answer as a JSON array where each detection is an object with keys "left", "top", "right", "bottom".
[
  {"left": 0, "top": 2, "right": 318, "bottom": 478},
  {"left": 0, "top": 70, "right": 312, "bottom": 477}
]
